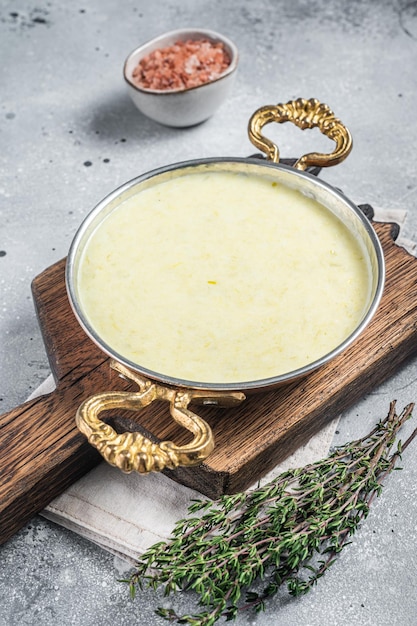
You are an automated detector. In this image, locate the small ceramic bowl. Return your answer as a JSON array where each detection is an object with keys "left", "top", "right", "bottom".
[{"left": 123, "top": 28, "right": 239, "bottom": 128}]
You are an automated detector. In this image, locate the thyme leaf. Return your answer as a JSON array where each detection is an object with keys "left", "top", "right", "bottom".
[{"left": 126, "top": 401, "right": 416, "bottom": 625}]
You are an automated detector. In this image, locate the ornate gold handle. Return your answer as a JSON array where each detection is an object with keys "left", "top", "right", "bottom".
[
  {"left": 76, "top": 360, "right": 245, "bottom": 474},
  {"left": 248, "top": 97, "right": 352, "bottom": 170}
]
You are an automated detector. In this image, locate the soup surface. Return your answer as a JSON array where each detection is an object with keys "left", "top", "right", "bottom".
[{"left": 77, "top": 169, "right": 371, "bottom": 383}]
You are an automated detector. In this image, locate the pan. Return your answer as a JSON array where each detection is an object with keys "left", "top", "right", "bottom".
[{"left": 66, "top": 98, "right": 385, "bottom": 475}]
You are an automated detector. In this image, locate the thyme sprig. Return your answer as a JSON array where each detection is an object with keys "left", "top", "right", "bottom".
[{"left": 126, "top": 401, "right": 416, "bottom": 625}]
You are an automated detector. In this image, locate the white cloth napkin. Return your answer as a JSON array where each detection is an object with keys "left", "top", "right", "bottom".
[{"left": 33, "top": 207, "right": 413, "bottom": 564}]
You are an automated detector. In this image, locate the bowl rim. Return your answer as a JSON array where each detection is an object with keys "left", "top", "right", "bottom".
[{"left": 123, "top": 27, "right": 239, "bottom": 96}]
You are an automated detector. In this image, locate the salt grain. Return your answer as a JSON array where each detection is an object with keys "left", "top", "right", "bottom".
[{"left": 131, "top": 39, "right": 231, "bottom": 91}]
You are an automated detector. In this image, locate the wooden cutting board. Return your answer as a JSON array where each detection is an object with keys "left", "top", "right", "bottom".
[{"left": 1, "top": 205, "right": 417, "bottom": 546}]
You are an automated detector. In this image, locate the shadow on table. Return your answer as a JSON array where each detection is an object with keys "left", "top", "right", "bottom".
[{"left": 82, "top": 89, "right": 197, "bottom": 144}]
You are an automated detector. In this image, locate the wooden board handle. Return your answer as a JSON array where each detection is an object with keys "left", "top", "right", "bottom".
[{"left": 0, "top": 379, "right": 101, "bottom": 545}]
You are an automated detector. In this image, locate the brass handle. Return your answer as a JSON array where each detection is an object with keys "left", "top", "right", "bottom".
[
  {"left": 248, "top": 97, "right": 352, "bottom": 170},
  {"left": 76, "top": 360, "right": 245, "bottom": 474}
]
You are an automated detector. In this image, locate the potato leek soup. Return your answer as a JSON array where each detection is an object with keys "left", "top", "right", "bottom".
[{"left": 76, "top": 169, "right": 372, "bottom": 384}]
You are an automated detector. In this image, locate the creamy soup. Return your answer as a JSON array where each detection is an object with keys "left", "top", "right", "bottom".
[{"left": 76, "top": 170, "right": 371, "bottom": 383}]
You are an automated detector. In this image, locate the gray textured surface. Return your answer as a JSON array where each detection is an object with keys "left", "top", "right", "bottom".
[{"left": 1, "top": 0, "right": 417, "bottom": 624}]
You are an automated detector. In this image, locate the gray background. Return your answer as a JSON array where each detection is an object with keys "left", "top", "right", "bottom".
[{"left": 1, "top": 0, "right": 417, "bottom": 624}]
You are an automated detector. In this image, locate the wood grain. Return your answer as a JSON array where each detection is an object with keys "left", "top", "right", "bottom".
[{"left": 1, "top": 212, "right": 417, "bottom": 545}]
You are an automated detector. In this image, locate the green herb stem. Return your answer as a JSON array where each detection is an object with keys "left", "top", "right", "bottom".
[{"left": 126, "top": 401, "right": 415, "bottom": 625}]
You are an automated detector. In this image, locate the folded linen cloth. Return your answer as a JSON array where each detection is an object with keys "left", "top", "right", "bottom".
[{"left": 33, "top": 207, "right": 413, "bottom": 564}]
